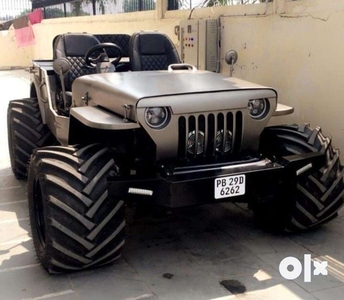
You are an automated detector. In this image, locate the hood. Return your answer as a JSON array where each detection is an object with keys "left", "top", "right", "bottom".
[{"left": 72, "top": 70, "right": 277, "bottom": 121}]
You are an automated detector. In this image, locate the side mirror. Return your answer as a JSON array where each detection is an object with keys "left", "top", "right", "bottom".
[
  {"left": 53, "top": 57, "right": 71, "bottom": 75},
  {"left": 224, "top": 50, "right": 238, "bottom": 77},
  {"left": 225, "top": 50, "right": 238, "bottom": 66},
  {"left": 53, "top": 58, "right": 71, "bottom": 113}
]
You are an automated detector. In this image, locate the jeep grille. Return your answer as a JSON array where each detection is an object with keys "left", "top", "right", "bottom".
[{"left": 178, "top": 111, "right": 243, "bottom": 159}]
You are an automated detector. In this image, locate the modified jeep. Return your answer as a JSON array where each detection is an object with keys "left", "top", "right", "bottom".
[{"left": 7, "top": 32, "right": 344, "bottom": 273}]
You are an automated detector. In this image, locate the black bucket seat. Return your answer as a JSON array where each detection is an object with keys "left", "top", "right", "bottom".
[
  {"left": 53, "top": 33, "right": 101, "bottom": 91},
  {"left": 129, "top": 31, "right": 181, "bottom": 71}
]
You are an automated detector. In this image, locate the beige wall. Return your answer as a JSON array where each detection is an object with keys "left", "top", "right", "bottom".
[
  {"left": 0, "top": 30, "right": 32, "bottom": 69},
  {"left": 31, "top": 12, "right": 180, "bottom": 60},
  {"left": 219, "top": 0, "right": 344, "bottom": 158},
  {"left": 1, "top": 0, "right": 343, "bottom": 156}
]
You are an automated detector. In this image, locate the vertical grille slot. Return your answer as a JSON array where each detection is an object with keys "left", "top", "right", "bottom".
[
  {"left": 207, "top": 114, "right": 215, "bottom": 156},
  {"left": 212, "top": 114, "right": 218, "bottom": 156},
  {"left": 234, "top": 111, "right": 243, "bottom": 153},
  {"left": 226, "top": 112, "right": 234, "bottom": 153},
  {"left": 217, "top": 113, "right": 225, "bottom": 154},
  {"left": 189, "top": 116, "right": 196, "bottom": 155},
  {"left": 178, "top": 117, "right": 186, "bottom": 157},
  {"left": 199, "top": 115, "right": 206, "bottom": 158}
]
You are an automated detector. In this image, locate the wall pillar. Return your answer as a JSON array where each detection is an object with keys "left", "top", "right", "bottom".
[
  {"left": 156, "top": 0, "right": 167, "bottom": 19},
  {"left": 274, "top": 0, "right": 285, "bottom": 14}
]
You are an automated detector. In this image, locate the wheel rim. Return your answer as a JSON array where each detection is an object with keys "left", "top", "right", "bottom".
[{"left": 33, "top": 177, "right": 46, "bottom": 248}]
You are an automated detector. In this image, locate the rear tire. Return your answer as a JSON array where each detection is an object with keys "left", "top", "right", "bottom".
[
  {"left": 7, "top": 98, "right": 55, "bottom": 179},
  {"left": 28, "top": 144, "right": 125, "bottom": 273},
  {"left": 255, "top": 124, "right": 344, "bottom": 232}
]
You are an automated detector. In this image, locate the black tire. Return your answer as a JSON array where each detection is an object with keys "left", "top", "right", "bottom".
[
  {"left": 7, "top": 98, "right": 56, "bottom": 179},
  {"left": 255, "top": 124, "right": 344, "bottom": 232},
  {"left": 27, "top": 144, "right": 125, "bottom": 273}
]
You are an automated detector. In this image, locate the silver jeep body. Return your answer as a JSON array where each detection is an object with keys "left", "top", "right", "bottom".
[
  {"left": 11, "top": 32, "right": 340, "bottom": 275},
  {"left": 29, "top": 59, "right": 299, "bottom": 208}
]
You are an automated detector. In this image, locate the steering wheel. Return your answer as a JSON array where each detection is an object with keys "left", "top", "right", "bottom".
[{"left": 84, "top": 43, "right": 122, "bottom": 68}]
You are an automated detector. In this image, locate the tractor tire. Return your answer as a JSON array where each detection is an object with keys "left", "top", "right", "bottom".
[
  {"left": 255, "top": 124, "right": 344, "bottom": 232},
  {"left": 27, "top": 144, "right": 125, "bottom": 273},
  {"left": 7, "top": 98, "right": 55, "bottom": 179}
]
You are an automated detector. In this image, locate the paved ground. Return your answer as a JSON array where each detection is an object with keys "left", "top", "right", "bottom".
[{"left": 1, "top": 69, "right": 344, "bottom": 300}]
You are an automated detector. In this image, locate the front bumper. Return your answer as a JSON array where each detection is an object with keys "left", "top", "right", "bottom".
[{"left": 108, "top": 152, "right": 325, "bottom": 208}]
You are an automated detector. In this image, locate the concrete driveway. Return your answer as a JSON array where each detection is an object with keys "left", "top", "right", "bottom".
[{"left": 1, "top": 69, "right": 344, "bottom": 300}]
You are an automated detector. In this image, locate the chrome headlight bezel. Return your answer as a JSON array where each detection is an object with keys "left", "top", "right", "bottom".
[
  {"left": 144, "top": 107, "right": 170, "bottom": 129},
  {"left": 247, "top": 98, "right": 269, "bottom": 119}
]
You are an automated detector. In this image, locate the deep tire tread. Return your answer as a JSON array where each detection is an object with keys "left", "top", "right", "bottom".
[
  {"left": 259, "top": 124, "right": 344, "bottom": 231},
  {"left": 7, "top": 98, "right": 56, "bottom": 179},
  {"left": 28, "top": 144, "right": 125, "bottom": 273}
]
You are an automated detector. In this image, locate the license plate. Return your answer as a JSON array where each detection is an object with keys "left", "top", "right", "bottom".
[{"left": 214, "top": 175, "right": 246, "bottom": 199}]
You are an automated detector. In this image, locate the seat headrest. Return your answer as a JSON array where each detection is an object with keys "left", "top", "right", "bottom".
[{"left": 135, "top": 32, "right": 173, "bottom": 55}]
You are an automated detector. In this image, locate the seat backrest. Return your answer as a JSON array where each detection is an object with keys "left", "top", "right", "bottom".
[
  {"left": 94, "top": 34, "right": 131, "bottom": 58},
  {"left": 94, "top": 34, "right": 131, "bottom": 72},
  {"left": 129, "top": 31, "right": 181, "bottom": 71},
  {"left": 53, "top": 33, "right": 101, "bottom": 91}
]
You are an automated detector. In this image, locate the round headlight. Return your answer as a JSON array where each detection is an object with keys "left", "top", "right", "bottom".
[
  {"left": 145, "top": 107, "right": 170, "bottom": 129},
  {"left": 248, "top": 98, "right": 268, "bottom": 119}
]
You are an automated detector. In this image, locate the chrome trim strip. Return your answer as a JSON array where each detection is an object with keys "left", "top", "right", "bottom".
[{"left": 173, "top": 159, "right": 276, "bottom": 175}]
